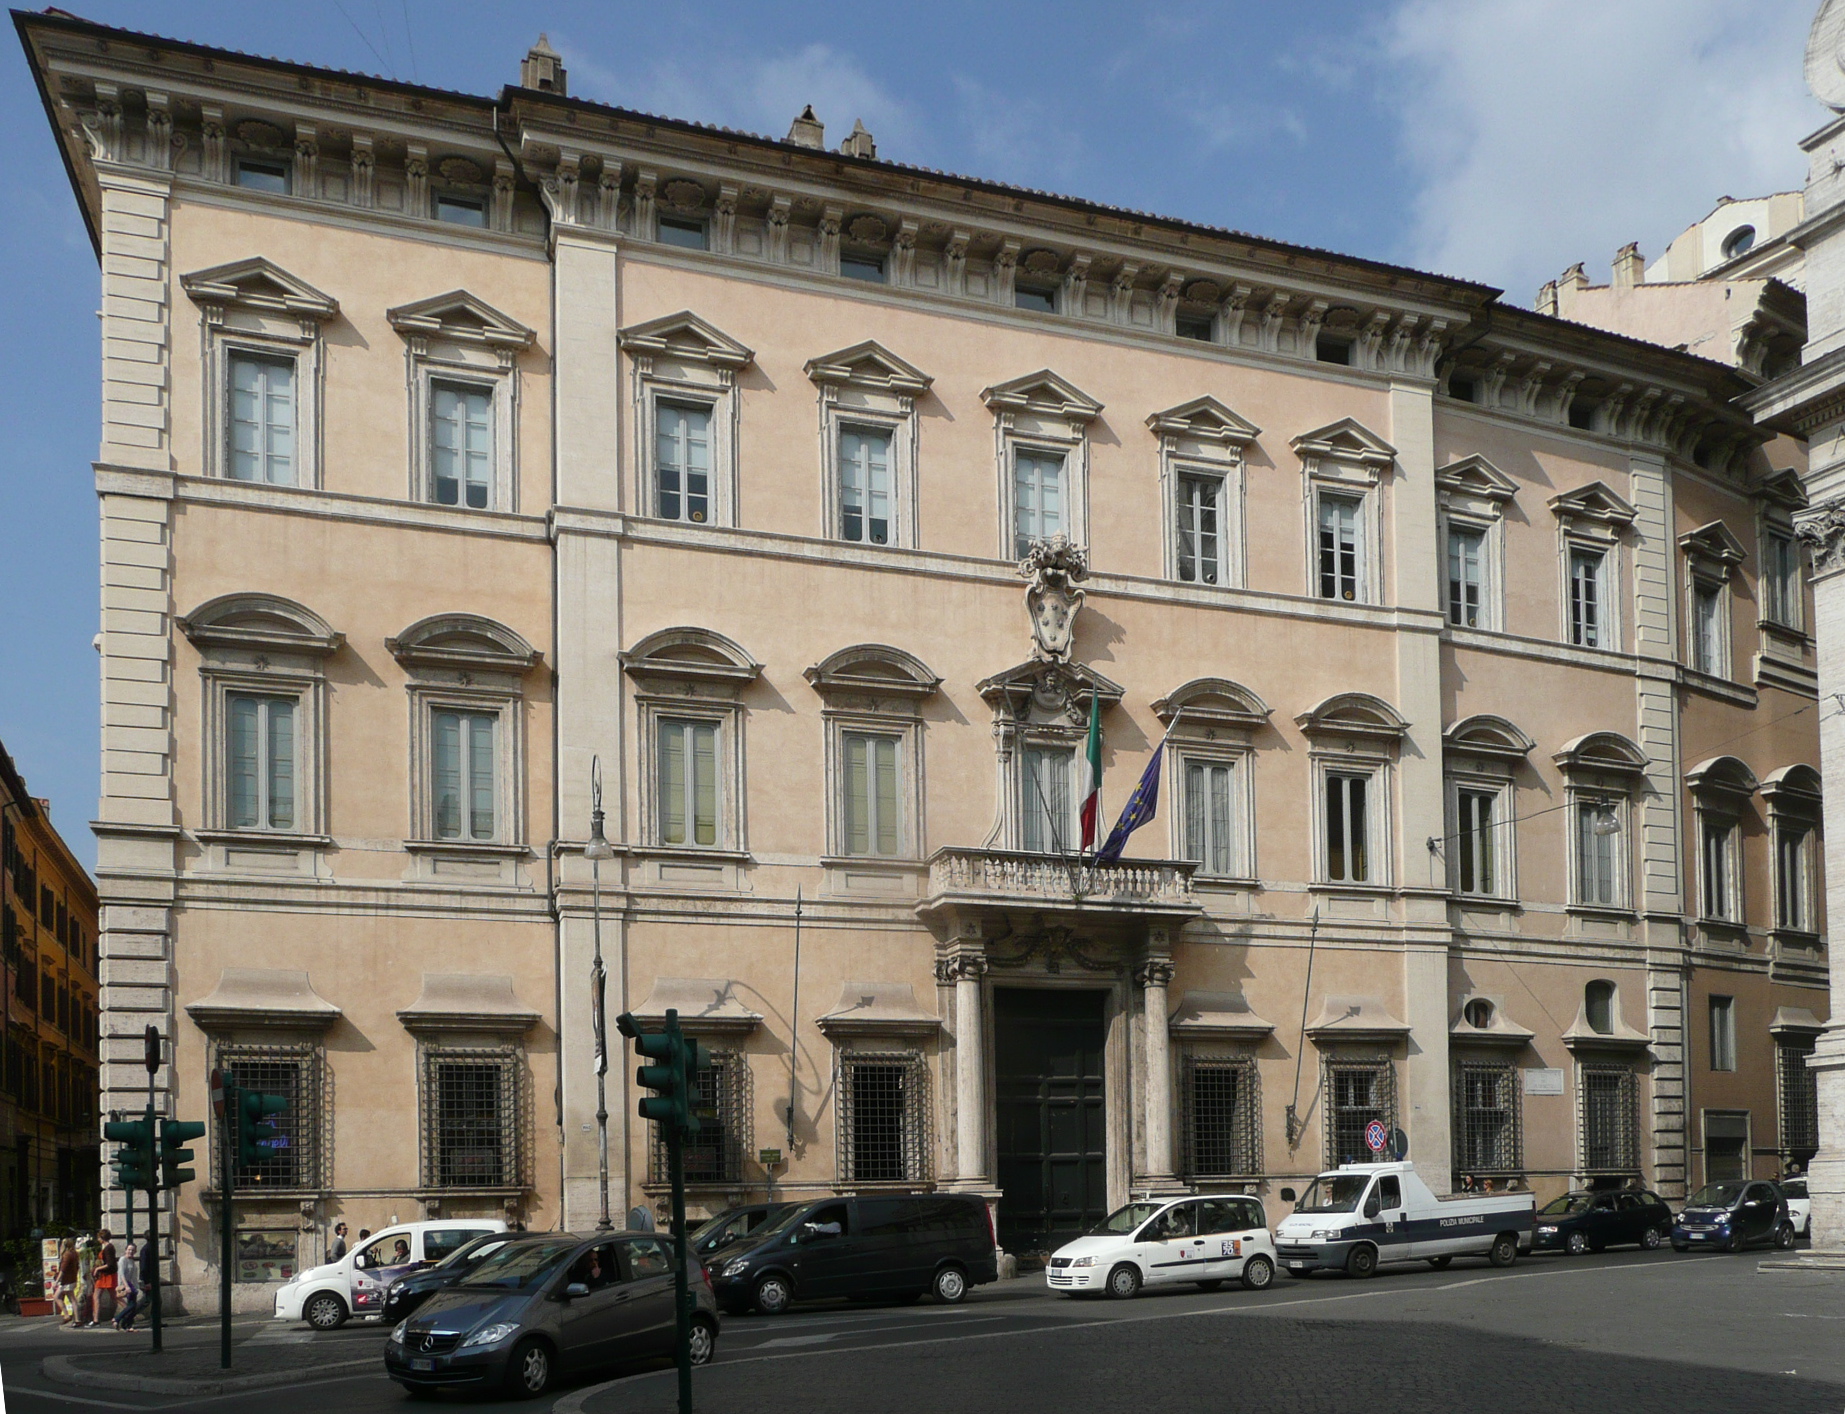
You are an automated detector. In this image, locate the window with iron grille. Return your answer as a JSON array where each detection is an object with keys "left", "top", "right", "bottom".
[
  {"left": 215, "top": 1044, "right": 322, "bottom": 1191},
  {"left": 1578, "top": 1064, "right": 1639, "bottom": 1172},
  {"left": 1323, "top": 1058, "right": 1396, "bottom": 1168},
  {"left": 1451, "top": 1061, "right": 1521, "bottom": 1173},
  {"left": 1182, "top": 1054, "right": 1262, "bottom": 1178},
  {"left": 651, "top": 1049, "right": 751, "bottom": 1185},
  {"left": 420, "top": 1046, "right": 523, "bottom": 1190},
  {"left": 1778, "top": 1041, "right": 1819, "bottom": 1164},
  {"left": 837, "top": 1051, "right": 930, "bottom": 1183}
]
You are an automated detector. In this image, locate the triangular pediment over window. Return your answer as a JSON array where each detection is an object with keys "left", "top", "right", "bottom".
[
  {"left": 1291, "top": 417, "right": 1395, "bottom": 468},
  {"left": 1678, "top": 520, "right": 1747, "bottom": 568},
  {"left": 387, "top": 290, "right": 535, "bottom": 351},
  {"left": 180, "top": 256, "right": 339, "bottom": 321},
  {"left": 1549, "top": 481, "right": 1637, "bottom": 527},
  {"left": 804, "top": 340, "right": 932, "bottom": 396},
  {"left": 617, "top": 310, "right": 753, "bottom": 370},
  {"left": 1757, "top": 468, "right": 1808, "bottom": 510},
  {"left": 980, "top": 369, "right": 1103, "bottom": 423},
  {"left": 1435, "top": 453, "right": 1518, "bottom": 503},
  {"left": 1145, "top": 395, "right": 1260, "bottom": 448}
]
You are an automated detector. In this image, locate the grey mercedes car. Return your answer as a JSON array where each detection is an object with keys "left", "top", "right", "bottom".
[{"left": 383, "top": 1230, "right": 719, "bottom": 1398}]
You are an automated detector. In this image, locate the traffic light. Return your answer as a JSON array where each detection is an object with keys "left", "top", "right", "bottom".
[
  {"left": 104, "top": 1116, "right": 155, "bottom": 1192},
  {"left": 236, "top": 1091, "right": 287, "bottom": 1167},
  {"left": 617, "top": 1011, "right": 707, "bottom": 1134},
  {"left": 159, "top": 1119, "right": 205, "bottom": 1189}
]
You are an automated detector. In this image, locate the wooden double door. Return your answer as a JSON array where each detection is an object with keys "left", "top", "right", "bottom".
[{"left": 993, "top": 988, "right": 1108, "bottom": 1254}]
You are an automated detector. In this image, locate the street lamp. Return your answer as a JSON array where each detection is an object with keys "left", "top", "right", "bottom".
[{"left": 586, "top": 757, "right": 617, "bottom": 1231}]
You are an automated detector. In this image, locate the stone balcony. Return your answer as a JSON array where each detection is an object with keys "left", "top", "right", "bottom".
[{"left": 917, "top": 846, "right": 1202, "bottom": 925}]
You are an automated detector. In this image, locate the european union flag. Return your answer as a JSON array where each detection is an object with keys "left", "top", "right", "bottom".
[{"left": 1094, "top": 742, "right": 1164, "bottom": 864}]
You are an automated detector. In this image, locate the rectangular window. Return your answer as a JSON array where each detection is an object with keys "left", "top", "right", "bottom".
[
  {"left": 1176, "top": 474, "right": 1222, "bottom": 585},
  {"left": 657, "top": 719, "right": 719, "bottom": 848},
  {"left": 1574, "top": 802, "right": 1618, "bottom": 906},
  {"left": 227, "top": 352, "right": 296, "bottom": 485},
  {"left": 424, "top": 1051, "right": 517, "bottom": 1189},
  {"left": 842, "top": 732, "right": 901, "bottom": 858},
  {"left": 1317, "top": 494, "right": 1363, "bottom": 602},
  {"left": 1182, "top": 1055, "right": 1261, "bottom": 1178},
  {"left": 1183, "top": 759, "right": 1236, "bottom": 876},
  {"left": 840, "top": 253, "right": 886, "bottom": 283},
  {"left": 1779, "top": 1042, "right": 1819, "bottom": 1162},
  {"left": 657, "top": 215, "right": 708, "bottom": 250},
  {"left": 1778, "top": 824, "right": 1812, "bottom": 931},
  {"left": 1702, "top": 817, "right": 1735, "bottom": 920},
  {"left": 1176, "top": 312, "right": 1214, "bottom": 342},
  {"left": 1568, "top": 548, "right": 1605, "bottom": 647},
  {"left": 1709, "top": 995, "right": 1737, "bottom": 1072},
  {"left": 430, "top": 382, "right": 494, "bottom": 509},
  {"left": 1013, "top": 450, "right": 1066, "bottom": 557},
  {"left": 233, "top": 157, "right": 289, "bottom": 193},
  {"left": 1692, "top": 582, "right": 1723, "bottom": 674},
  {"left": 227, "top": 694, "right": 296, "bottom": 831},
  {"left": 1325, "top": 1059, "right": 1395, "bottom": 1169},
  {"left": 1323, "top": 771, "right": 1370, "bottom": 883},
  {"left": 654, "top": 1051, "right": 749, "bottom": 1184},
  {"left": 838, "top": 1053, "right": 928, "bottom": 1182},
  {"left": 1764, "top": 531, "right": 1800, "bottom": 627},
  {"left": 838, "top": 426, "right": 893, "bottom": 544},
  {"left": 1455, "top": 787, "right": 1496, "bottom": 896},
  {"left": 432, "top": 710, "right": 497, "bottom": 842},
  {"left": 434, "top": 194, "right": 487, "bottom": 227},
  {"left": 1452, "top": 1062, "right": 1521, "bottom": 1173},
  {"left": 1015, "top": 284, "right": 1057, "bottom": 313},
  {"left": 222, "top": 1053, "right": 315, "bottom": 1190},
  {"left": 1447, "top": 526, "right": 1485, "bottom": 628},
  {"left": 655, "top": 403, "right": 712, "bottom": 523},
  {"left": 1580, "top": 1065, "right": 1638, "bottom": 1171},
  {"left": 1021, "top": 746, "right": 1073, "bottom": 854}
]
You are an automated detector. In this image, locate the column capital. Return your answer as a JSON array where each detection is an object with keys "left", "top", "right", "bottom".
[
  {"left": 1134, "top": 958, "right": 1175, "bottom": 990},
  {"left": 936, "top": 949, "right": 989, "bottom": 985},
  {"left": 1798, "top": 499, "right": 1845, "bottom": 579}
]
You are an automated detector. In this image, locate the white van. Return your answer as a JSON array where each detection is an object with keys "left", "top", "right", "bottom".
[
  {"left": 274, "top": 1219, "right": 507, "bottom": 1329},
  {"left": 1046, "top": 1194, "right": 1277, "bottom": 1298},
  {"left": 1273, "top": 1161, "right": 1533, "bottom": 1277}
]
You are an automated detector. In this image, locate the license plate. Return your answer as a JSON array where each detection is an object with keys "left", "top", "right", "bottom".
[
  {"left": 410, "top": 1359, "right": 435, "bottom": 1371},
  {"left": 1688, "top": 1233, "right": 1705, "bottom": 1241},
  {"left": 1288, "top": 1262, "right": 1306, "bottom": 1270}
]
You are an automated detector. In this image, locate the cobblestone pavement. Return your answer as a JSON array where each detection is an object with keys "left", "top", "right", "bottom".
[{"left": 3, "top": 1249, "right": 1843, "bottom": 1413}]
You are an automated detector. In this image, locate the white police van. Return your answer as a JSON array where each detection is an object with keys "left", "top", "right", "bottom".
[
  {"left": 1046, "top": 1194, "right": 1277, "bottom": 1298},
  {"left": 1273, "top": 1161, "right": 1533, "bottom": 1277}
]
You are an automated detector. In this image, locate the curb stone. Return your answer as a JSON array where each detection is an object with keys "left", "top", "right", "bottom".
[{"left": 39, "top": 1351, "right": 379, "bottom": 1396}]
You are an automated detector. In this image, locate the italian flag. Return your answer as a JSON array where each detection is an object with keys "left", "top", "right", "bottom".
[{"left": 1078, "top": 692, "right": 1102, "bottom": 852}]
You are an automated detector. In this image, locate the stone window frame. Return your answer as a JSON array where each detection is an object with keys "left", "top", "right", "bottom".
[
  {"left": 386, "top": 291, "right": 535, "bottom": 513},
  {"left": 1762, "top": 764, "right": 1822, "bottom": 946},
  {"left": 1148, "top": 397, "right": 1260, "bottom": 589},
  {"left": 1435, "top": 454, "right": 1519, "bottom": 634},
  {"left": 1450, "top": 1056, "right": 1523, "bottom": 1177},
  {"left": 415, "top": 1040, "right": 529, "bottom": 1194},
  {"left": 1685, "top": 755, "right": 1758, "bottom": 936},
  {"left": 208, "top": 1038, "right": 329, "bottom": 1194},
  {"left": 1178, "top": 1049, "right": 1264, "bottom": 1180},
  {"left": 1550, "top": 482, "right": 1637, "bottom": 652},
  {"left": 1441, "top": 715, "right": 1534, "bottom": 903},
  {"left": 1576, "top": 1062, "right": 1640, "bottom": 1176},
  {"left": 980, "top": 370, "right": 1103, "bottom": 562},
  {"left": 833, "top": 1045, "right": 933, "bottom": 1186},
  {"left": 804, "top": 644, "right": 940, "bottom": 864},
  {"left": 1293, "top": 419, "right": 1396, "bottom": 607},
  {"left": 618, "top": 311, "right": 754, "bottom": 528},
  {"left": 1297, "top": 693, "right": 1408, "bottom": 891},
  {"left": 804, "top": 342, "right": 933, "bottom": 550},
  {"left": 1155, "top": 678, "right": 1270, "bottom": 882},
  {"left": 621, "top": 628, "right": 763, "bottom": 858},
  {"left": 1680, "top": 521, "right": 1747, "bottom": 681},
  {"left": 178, "top": 593, "right": 343, "bottom": 847},
  {"left": 1757, "top": 469, "right": 1808, "bottom": 643},
  {"left": 1553, "top": 732, "right": 1646, "bottom": 917},
  {"left": 180, "top": 257, "right": 339, "bottom": 490}
]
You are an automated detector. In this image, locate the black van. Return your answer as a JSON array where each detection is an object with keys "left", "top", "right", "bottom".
[{"left": 708, "top": 1193, "right": 997, "bottom": 1315}]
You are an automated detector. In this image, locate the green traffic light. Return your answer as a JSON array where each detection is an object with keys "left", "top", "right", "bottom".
[
  {"left": 104, "top": 1117, "right": 156, "bottom": 1192},
  {"left": 235, "top": 1091, "right": 288, "bottom": 1167},
  {"left": 160, "top": 1119, "right": 206, "bottom": 1188}
]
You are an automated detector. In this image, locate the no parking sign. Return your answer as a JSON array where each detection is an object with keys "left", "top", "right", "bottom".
[{"left": 1365, "top": 1119, "right": 1388, "bottom": 1154}]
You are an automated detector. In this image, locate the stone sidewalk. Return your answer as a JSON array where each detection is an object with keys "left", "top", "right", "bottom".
[{"left": 39, "top": 1323, "right": 382, "bottom": 1396}]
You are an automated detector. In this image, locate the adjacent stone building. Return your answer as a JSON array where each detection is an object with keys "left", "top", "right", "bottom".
[{"left": 17, "top": 12, "right": 1830, "bottom": 1305}]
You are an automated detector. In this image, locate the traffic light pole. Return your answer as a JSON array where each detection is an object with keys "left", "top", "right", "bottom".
[
  {"left": 667, "top": 1113, "right": 691, "bottom": 1414},
  {"left": 221, "top": 1082, "right": 234, "bottom": 1370}
]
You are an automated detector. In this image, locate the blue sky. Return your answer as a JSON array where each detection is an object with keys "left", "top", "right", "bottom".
[{"left": 0, "top": 0, "right": 1823, "bottom": 867}]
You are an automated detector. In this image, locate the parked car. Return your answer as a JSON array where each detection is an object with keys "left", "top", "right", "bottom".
[
  {"left": 1047, "top": 1194, "right": 1276, "bottom": 1298},
  {"left": 709, "top": 1193, "right": 998, "bottom": 1315},
  {"left": 692, "top": 1203, "right": 794, "bottom": 1260},
  {"left": 1273, "top": 1162, "right": 1533, "bottom": 1277},
  {"left": 277, "top": 1219, "right": 508, "bottom": 1330},
  {"left": 1779, "top": 1178, "right": 1812, "bottom": 1239},
  {"left": 1533, "top": 1189, "right": 1675, "bottom": 1255},
  {"left": 1671, "top": 1180, "right": 1796, "bottom": 1252},
  {"left": 383, "top": 1231, "right": 532, "bottom": 1324},
  {"left": 385, "top": 1230, "right": 719, "bottom": 1399}
]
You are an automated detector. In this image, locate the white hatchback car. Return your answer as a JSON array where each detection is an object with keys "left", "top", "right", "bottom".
[
  {"left": 1047, "top": 1194, "right": 1276, "bottom": 1298},
  {"left": 1781, "top": 1178, "right": 1813, "bottom": 1239}
]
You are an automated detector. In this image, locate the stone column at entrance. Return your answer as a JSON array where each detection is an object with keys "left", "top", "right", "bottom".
[
  {"left": 942, "top": 945, "right": 990, "bottom": 1185},
  {"left": 1136, "top": 953, "right": 1179, "bottom": 1188}
]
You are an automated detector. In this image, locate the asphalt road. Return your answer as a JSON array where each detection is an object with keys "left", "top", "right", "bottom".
[{"left": 4, "top": 1249, "right": 1844, "bottom": 1414}]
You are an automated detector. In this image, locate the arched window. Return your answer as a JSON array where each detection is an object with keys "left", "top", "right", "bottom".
[{"left": 1585, "top": 981, "right": 1615, "bottom": 1036}]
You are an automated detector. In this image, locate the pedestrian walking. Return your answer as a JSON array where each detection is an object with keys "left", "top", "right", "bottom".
[
  {"left": 93, "top": 1230, "right": 117, "bottom": 1326},
  {"left": 112, "top": 1241, "right": 141, "bottom": 1330},
  {"left": 54, "top": 1239, "right": 77, "bottom": 1325},
  {"left": 329, "top": 1222, "right": 348, "bottom": 1261},
  {"left": 73, "top": 1232, "right": 99, "bottom": 1327}
]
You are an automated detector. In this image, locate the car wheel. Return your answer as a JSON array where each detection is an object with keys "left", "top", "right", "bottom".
[
  {"left": 754, "top": 1274, "right": 793, "bottom": 1316},
  {"left": 1776, "top": 1223, "right": 1797, "bottom": 1251},
  {"left": 932, "top": 1266, "right": 968, "bottom": 1304},
  {"left": 1426, "top": 1256, "right": 1452, "bottom": 1270},
  {"left": 1564, "top": 1231, "right": 1587, "bottom": 1257},
  {"left": 303, "top": 1293, "right": 347, "bottom": 1331},
  {"left": 1345, "top": 1245, "right": 1378, "bottom": 1279},
  {"left": 1106, "top": 1263, "right": 1142, "bottom": 1299},
  {"left": 1241, "top": 1255, "right": 1274, "bottom": 1291},
  {"left": 1488, "top": 1233, "right": 1519, "bottom": 1268},
  {"left": 504, "top": 1338, "right": 551, "bottom": 1400},
  {"left": 1641, "top": 1226, "right": 1663, "bottom": 1251},
  {"left": 1195, "top": 1279, "right": 1224, "bottom": 1292},
  {"left": 687, "top": 1315, "right": 717, "bottom": 1366}
]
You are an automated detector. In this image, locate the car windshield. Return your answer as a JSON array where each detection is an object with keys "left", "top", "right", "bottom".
[
  {"left": 1089, "top": 1203, "right": 1163, "bottom": 1236},
  {"left": 456, "top": 1239, "right": 578, "bottom": 1290},
  {"left": 437, "top": 1235, "right": 513, "bottom": 1271},
  {"left": 1784, "top": 1181, "right": 1808, "bottom": 1199},
  {"left": 1539, "top": 1195, "right": 1592, "bottom": 1216},
  {"left": 749, "top": 1205, "right": 813, "bottom": 1243},
  {"left": 690, "top": 1212, "right": 737, "bottom": 1245},
  {"left": 1294, "top": 1176, "right": 1370, "bottom": 1214},
  {"left": 1688, "top": 1182, "right": 1746, "bottom": 1208}
]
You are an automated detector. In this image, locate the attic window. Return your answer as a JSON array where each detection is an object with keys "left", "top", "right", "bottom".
[
  {"left": 1721, "top": 225, "right": 1756, "bottom": 260},
  {"left": 1015, "top": 284, "right": 1057, "bottom": 314},
  {"left": 1315, "top": 336, "right": 1352, "bottom": 366},
  {"left": 1463, "top": 999, "right": 1494, "bottom": 1029},
  {"left": 235, "top": 158, "right": 289, "bottom": 194},
  {"left": 1567, "top": 400, "right": 1596, "bottom": 431},
  {"left": 658, "top": 215, "right": 709, "bottom": 251},
  {"left": 435, "top": 194, "right": 487, "bottom": 228},
  {"left": 1176, "top": 313, "right": 1213, "bottom": 342},
  {"left": 841, "top": 253, "right": 887, "bottom": 284},
  {"left": 1447, "top": 376, "right": 1477, "bottom": 404}
]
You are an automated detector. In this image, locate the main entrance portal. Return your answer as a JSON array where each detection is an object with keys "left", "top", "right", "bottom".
[{"left": 994, "top": 988, "right": 1108, "bottom": 1254}]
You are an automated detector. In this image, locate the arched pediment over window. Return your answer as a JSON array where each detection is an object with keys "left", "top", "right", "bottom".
[
  {"left": 804, "top": 644, "right": 940, "bottom": 700},
  {"left": 1761, "top": 763, "right": 1821, "bottom": 809},
  {"left": 1295, "top": 691, "right": 1408, "bottom": 743},
  {"left": 387, "top": 614, "right": 541, "bottom": 673},
  {"left": 620, "top": 626, "right": 762, "bottom": 691},
  {"left": 179, "top": 593, "right": 342, "bottom": 657},
  {"left": 1552, "top": 731, "right": 1647, "bottom": 776},
  {"left": 1685, "top": 755, "right": 1760, "bottom": 801},
  {"left": 1152, "top": 677, "right": 1271, "bottom": 733},
  {"left": 1444, "top": 714, "right": 1536, "bottom": 762}
]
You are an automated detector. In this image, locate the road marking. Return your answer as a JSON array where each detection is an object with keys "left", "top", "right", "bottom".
[
  {"left": 1, "top": 1389, "right": 158, "bottom": 1411},
  {"left": 756, "top": 1333, "right": 840, "bottom": 1347}
]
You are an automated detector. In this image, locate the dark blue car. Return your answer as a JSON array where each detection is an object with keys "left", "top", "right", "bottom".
[{"left": 1671, "top": 1179, "right": 1795, "bottom": 1253}]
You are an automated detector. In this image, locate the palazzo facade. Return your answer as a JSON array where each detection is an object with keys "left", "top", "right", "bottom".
[{"left": 18, "top": 14, "right": 1830, "bottom": 1305}]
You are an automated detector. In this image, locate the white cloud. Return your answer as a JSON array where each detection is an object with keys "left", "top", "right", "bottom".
[{"left": 1383, "top": 0, "right": 1817, "bottom": 302}]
